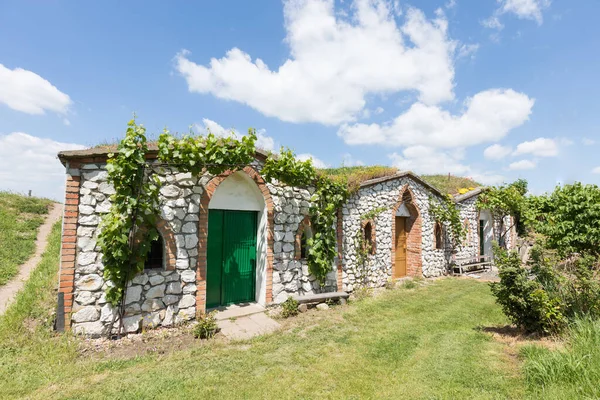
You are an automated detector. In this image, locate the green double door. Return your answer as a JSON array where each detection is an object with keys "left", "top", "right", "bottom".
[{"left": 207, "top": 210, "right": 258, "bottom": 309}]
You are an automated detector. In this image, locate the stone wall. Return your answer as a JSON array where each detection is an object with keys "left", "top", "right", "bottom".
[
  {"left": 268, "top": 183, "right": 337, "bottom": 303},
  {"left": 340, "top": 176, "right": 447, "bottom": 292}
]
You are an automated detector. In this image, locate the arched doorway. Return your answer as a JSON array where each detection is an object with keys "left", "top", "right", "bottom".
[
  {"left": 392, "top": 187, "right": 422, "bottom": 278},
  {"left": 205, "top": 171, "right": 269, "bottom": 308},
  {"left": 478, "top": 210, "right": 494, "bottom": 260}
]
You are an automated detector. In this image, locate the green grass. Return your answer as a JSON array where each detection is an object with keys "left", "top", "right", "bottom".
[
  {"left": 0, "top": 191, "right": 52, "bottom": 285},
  {"left": 321, "top": 166, "right": 399, "bottom": 193},
  {"left": 0, "top": 268, "right": 529, "bottom": 399},
  {"left": 421, "top": 174, "right": 482, "bottom": 196},
  {"left": 521, "top": 318, "right": 600, "bottom": 399}
]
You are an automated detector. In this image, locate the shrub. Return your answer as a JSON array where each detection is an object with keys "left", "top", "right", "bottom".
[
  {"left": 193, "top": 311, "right": 218, "bottom": 339},
  {"left": 490, "top": 245, "right": 565, "bottom": 334},
  {"left": 281, "top": 297, "right": 299, "bottom": 318}
]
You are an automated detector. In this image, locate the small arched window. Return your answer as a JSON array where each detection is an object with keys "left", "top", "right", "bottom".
[
  {"left": 145, "top": 235, "right": 164, "bottom": 270},
  {"left": 362, "top": 220, "right": 376, "bottom": 255},
  {"left": 463, "top": 219, "right": 470, "bottom": 242},
  {"left": 300, "top": 225, "right": 313, "bottom": 259},
  {"left": 434, "top": 222, "right": 443, "bottom": 250}
]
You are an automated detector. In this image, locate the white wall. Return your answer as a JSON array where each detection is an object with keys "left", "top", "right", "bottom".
[
  {"left": 480, "top": 209, "right": 494, "bottom": 257},
  {"left": 208, "top": 171, "right": 268, "bottom": 306}
]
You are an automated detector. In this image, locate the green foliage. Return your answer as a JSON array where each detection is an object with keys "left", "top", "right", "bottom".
[
  {"left": 97, "top": 119, "right": 161, "bottom": 305},
  {"left": 477, "top": 179, "right": 528, "bottom": 240},
  {"left": 429, "top": 195, "right": 465, "bottom": 251},
  {"left": 532, "top": 182, "right": 600, "bottom": 258},
  {"left": 321, "top": 165, "right": 399, "bottom": 194},
  {"left": 490, "top": 245, "right": 566, "bottom": 334},
  {"left": 192, "top": 311, "right": 218, "bottom": 339},
  {"left": 281, "top": 296, "right": 299, "bottom": 318},
  {"left": 157, "top": 128, "right": 257, "bottom": 176},
  {"left": 0, "top": 192, "right": 52, "bottom": 285},
  {"left": 420, "top": 174, "right": 482, "bottom": 196},
  {"left": 264, "top": 149, "right": 348, "bottom": 284},
  {"left": 400, "top": 279, "right": 418, "bottom": 290}
]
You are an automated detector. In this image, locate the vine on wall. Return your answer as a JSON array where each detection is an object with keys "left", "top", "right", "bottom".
[
  {"left": 353, "top": 206, "right": 387, "bottom": 287},
  {"left": 428, "top": 195, "right": 466, "bottom": 253},
  {"left": 98, "top": 120, "right": 349, "bottom": 307}
]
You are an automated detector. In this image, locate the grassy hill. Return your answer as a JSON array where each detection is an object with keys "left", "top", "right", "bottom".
[
  {"left": 0, "top": 192, "right": 52, "bottom": 285},
  {"left": 421, "top": 174, "right": 482, "bottom": 196}
]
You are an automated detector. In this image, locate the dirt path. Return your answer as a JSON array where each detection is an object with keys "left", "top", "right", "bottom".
[{"left": 0, "top": 203, "right": 62, "bottom": 315}]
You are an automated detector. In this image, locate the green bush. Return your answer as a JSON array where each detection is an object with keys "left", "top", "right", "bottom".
[
  {"left": 490, "top": 245, "right": 565, "bottom": 334},
  {"left": 192, "top": 311, "right": 218, "bottom": 339},
  {"left": 281, "top": 297, "right": 299, "bottom": 318}
]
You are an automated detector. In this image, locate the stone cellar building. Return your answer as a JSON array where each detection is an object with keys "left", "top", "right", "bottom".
[{"left": 57, "top": 147, "right": 516, "bottom": 337}]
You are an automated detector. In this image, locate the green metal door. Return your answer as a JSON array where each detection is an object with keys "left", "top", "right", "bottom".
[{"left": 207, "top": 210, "right": 258, "bottom": 308}]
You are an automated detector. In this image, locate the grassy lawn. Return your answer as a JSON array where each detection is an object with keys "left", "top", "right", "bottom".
[
  {"left": 1, "top": 225, "right": 597, "bottom": 399},
  {"left": 0, "top": 191, "right": 52, "bottom": 285}
]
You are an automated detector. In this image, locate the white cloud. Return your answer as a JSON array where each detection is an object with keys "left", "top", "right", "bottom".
[
  {"left": 0, "top": 64, "right": 72, "bottom": 115},
  {"left": 582, "top": 137, "right": 595, "bottom": 145},
  {"left": 342, "top": 153, "right": 365, "bottom": 167},
  {"left": 445, "top": 0, "right": 457, "bottom": 9},
  {"left": 513, "top": 137, "right": 558, "bottom": 157},
  {"left": 508, "top": 159, "right": 536, "bottom": 170},
  {"left": 0, "top": 132, "right": 85, "bottom": 200},
  {"left": 338, "top": 89, "right": 534, "bottom": 148},
  {"left": 484, "top": 144, "right": 512, "bottom": 160},
  {"left": 389, "top": 146, "right": 469, "bottom": 175},
  {"left": 592, "top": 167, "right": 600, "bottom": 174},
  {"left": 175, "top": 0, "right": 459, "bottom": 125},
  {"left": 195, "top": 118, "right": 276, "bottom": 152},
  {"left": 483, "top": 0, "right": 551, "bottom": 30},
  {"left": 456, "top": 43, "right": 480, "bottom": 59},
  {"left": 388, "top": 146, "right": 503, "bottom": 185},
  {"left": 297, "top": 153, "right": 329, "bottom": 168},
  {"left": 501, "top": 0, "right": 550, "bottom": 25}
]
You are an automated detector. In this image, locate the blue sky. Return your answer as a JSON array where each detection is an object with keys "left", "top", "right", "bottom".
[{"left": 1, "top": 0, "right": 599, "bottom": 200}]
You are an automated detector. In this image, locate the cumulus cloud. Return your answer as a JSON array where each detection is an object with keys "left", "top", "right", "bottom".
[
  {"left": 338, "top": 89, "right": 534, "bottom": 148},
  {"left": 342, "top": 153, "right": 365, "bottom": 167},
  {"left": 508, "top": 159, "right": 536, "bottom": 170},
  {"left": 484, "top": 144, "right": 512, "bottom": 160},
  {"left": 592, "top": 167, "right": 600, "bottom": 174},
  {"left": 513, "top": 137, "right": 558, "bottom": 157},
  {"left": 175, "top": 0, "right": 459, "bottom": 125},
  {"left": 297, "top": 153, "right": 329, "bottom": 168},
  {"left": 0, "top": 132, "right": 85, "bottom": 200},
  {"left": 388, "top": 146, "right": 504, "bottom": 185},
  {"left": 0, "top": 64, "right": 72, "bottom": 115},
  {"left": 483, "top": 0, "right": 551, "bottom": 30},
  {"left": 195, "top": 118, "right": 276, "bottom": 152}
]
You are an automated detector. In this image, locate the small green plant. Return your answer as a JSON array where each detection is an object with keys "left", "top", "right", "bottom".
[
  {"left": 353, "top": 287, "right": 372, "bottom": 301},
  {"left": 281, "top": 296, "right": 299, "bottom": 318},
  {"left": 193, "top": 311, "right": 219, "bottom": 339},
  {"left": 384, "top": 278, "right": 395, "bottom": 290},
  {"left": 401, "top": 279, "right": 417, "bottom": 290}
]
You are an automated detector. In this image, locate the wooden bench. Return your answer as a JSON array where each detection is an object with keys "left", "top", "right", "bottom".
[
  {"left": 292, "top": 291, "right": 350, "bottom": 305},
  {"left": 452, "top": 255, "right": 493, "bottom": 275}
]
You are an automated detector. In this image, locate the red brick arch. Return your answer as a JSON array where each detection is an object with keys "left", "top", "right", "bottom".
[
  {"left": 391, "top": 185, "right": 422, "bottom": 278},
  {"left": 196, "top": 166, "right": 274, "bottom": 313},
  {"left": 156, "top": 219, "right": 177, "bottom": 271}
]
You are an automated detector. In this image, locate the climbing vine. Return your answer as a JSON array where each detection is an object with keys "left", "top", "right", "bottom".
[
  {"left": 353, "top": 207, "right": 387, "bottom": 287},
  {"left": 262, "top": 149, "right": 348, "bottom": 283},
  {"left": 99, "top": 120, "right": 349, "bottom": 308},
  {"left": 97, "top": 120, "right": 161, "bottom": 306},
  {"left": 429, "top": 195, "right": 466, "bottom": 252}
]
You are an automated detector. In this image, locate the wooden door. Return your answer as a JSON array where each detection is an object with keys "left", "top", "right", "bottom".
[
  {"left": 207, "top": 210, "right": 257, "bottom": 308},
  {"left": 394, "top": 217, "right": 407, "bottom": 278}
]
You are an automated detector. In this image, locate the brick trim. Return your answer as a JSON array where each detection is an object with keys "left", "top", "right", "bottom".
[
  {"left": 196, "top": 166, "right": 274, "bottom": 313},
  {"left": 294, "top": 215, "right": 312, "bottom": 260},
  {"left": 58, "top": 171, "right": 81, "bottom": 329},
  {"left": 391, "top": 185, "right": 422, "bottom": 278}
]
